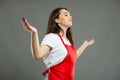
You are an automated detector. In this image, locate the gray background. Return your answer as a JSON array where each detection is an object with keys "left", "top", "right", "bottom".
[{"left": 0, "top": 0, "right": 120, "bottom": 80}]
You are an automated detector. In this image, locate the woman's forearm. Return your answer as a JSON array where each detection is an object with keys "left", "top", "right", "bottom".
[
  {"left": 31, "top": 31, "right": 40, "bottom": 59},
  {"left": 76, "top": 43, "right": 87, "bottom": 59}
]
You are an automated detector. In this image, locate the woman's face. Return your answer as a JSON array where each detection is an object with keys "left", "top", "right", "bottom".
[{"left": 55, "top": 9, "right": 72, "bottom": 28}]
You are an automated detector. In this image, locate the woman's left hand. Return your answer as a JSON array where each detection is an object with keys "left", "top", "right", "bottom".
[{"left": 83, "top": 39, "right": 95, "bottom": 47}]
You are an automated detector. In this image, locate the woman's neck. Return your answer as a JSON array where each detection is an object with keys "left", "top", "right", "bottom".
[{"left": 59, "top": 25, "right": 69, "bottom": 40}]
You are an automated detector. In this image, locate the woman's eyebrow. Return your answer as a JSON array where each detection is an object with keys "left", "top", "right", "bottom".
[{"left": 63, "top": 12, "right": 70, "bottom": 15}]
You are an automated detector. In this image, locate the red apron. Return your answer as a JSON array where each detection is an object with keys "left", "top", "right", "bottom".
[{"left": 42, "top": 34, "right": 77, "bottom": 80}]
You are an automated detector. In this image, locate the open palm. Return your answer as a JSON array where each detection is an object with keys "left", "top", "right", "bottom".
[
  {"left": 22, "top": 18, "right": 37, "bottom": 33},
  {"left": 84, "top": 39, "right": 95, "bottom": 47}
]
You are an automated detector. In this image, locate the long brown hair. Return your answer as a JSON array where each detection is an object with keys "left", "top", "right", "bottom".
[{"left": 46, "top": 7, "right": 74, "bottom": 45}]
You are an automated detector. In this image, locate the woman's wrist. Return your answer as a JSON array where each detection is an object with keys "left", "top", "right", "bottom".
[
  {"left": 31, "top": 27, "right": 37, "bottom": 33},
  {"left": 82, "top": 42, "right": 88, "bottom": 48},
  {"left": 31, "top": 29, "right": 38, "bottom": 35}
]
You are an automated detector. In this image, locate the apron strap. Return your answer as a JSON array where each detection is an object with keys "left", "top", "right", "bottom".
[
  {"left": 57, "top": 34, "right": 66, "bottom": 46},
  {"left": 42, "top": 69, "right": 49, "bottom": 76}
]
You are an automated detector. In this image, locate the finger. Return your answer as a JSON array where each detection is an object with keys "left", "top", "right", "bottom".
[
  {"left": 22, "top": 18, "right": 30, "bottom": 27},
  {"left": 92, "top": 39, "right": 95, "bottom": 42},
  {"left": 22, "top": 17, "right": 27, "bottom": 24},
  {"left": 90, "top": 39, "right": 94, "bottom": 41},
  {"left": 22, "top": 17, "right": 25, "bottom": 21},
  {"left": 22, "top": 17, "right": 26, "bottom": 25},
  {"left": 22, "top": 17, "right": 27, "bottom": 23},
  {"left": 21, "top": 18, "right": 26, "bottom": 27},
  {"left": 90, "top": 39, "right": 95, "bottom": 44}
]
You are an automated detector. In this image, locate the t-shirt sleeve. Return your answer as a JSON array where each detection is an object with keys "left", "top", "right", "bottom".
[{"left": 40, "top": 33, "right": 58, "bottom": 49}]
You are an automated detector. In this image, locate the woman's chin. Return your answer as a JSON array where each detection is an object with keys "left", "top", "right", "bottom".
[{"left": 68, "top": 24, "right": 72, "bottom": 27}]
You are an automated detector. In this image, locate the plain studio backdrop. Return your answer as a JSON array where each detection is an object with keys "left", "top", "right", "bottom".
[{"left": 0, "top": 0, "right": 120, "bottom": 80}]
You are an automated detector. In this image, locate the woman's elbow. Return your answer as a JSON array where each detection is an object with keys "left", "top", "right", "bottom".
[
  {"left": 33, "top": 56, "right": 42, "bottom": 60},
  {"left": 32, "top": 53, "right": 43, "bottom": 60}
]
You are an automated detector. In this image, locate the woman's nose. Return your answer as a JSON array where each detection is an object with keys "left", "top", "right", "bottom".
[{"left": 70, "top": 16, "right": 72, "bottom": 19}]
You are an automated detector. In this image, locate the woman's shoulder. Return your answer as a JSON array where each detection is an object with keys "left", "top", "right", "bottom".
[
  {"left": 44, "top": 33, "right": 58, "bottom": 38},
  {"left": 43, "top": 33, "right": 59, "bottom": 40},
  {"left": 41, "top": 33, "right": 60, "bottom": 49},
  {"left": 45, "top": 33, "right": 57, "bottom": 36}
]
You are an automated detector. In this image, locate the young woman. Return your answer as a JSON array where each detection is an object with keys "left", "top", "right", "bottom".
[{"left": 22, "top": 7, "right": 94, "bottom": 80}]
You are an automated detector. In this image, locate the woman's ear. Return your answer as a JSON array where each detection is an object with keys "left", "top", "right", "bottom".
[{"left": 55, "top": 19, "right": 60, "bottom": 23}]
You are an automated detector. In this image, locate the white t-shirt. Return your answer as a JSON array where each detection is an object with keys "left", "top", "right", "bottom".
[{"left": 41, "top": 33, "right": 71, "bottom": 68}]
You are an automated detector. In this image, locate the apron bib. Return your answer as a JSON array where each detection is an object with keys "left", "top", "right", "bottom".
[{"left": 42, "top": 34, "right": 77, "bottom": 80}]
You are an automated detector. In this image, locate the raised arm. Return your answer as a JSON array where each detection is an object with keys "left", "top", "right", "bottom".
[
  {"left": 22, "top": 18, "right": 51, "bottom": 60},
  {"left": 76, "top": 39, "right": 95, "bottom": 59}
]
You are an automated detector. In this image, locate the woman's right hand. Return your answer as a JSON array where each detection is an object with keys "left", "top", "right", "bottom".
[{"left": 22, "top": 17, "right": 37, "bottom": 33}]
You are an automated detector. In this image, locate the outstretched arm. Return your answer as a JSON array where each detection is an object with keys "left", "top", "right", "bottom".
[
  {"left": 22, "top": 18, "right": 51, "bottom": 60},
  {"left": 76, "top": 39, "right": 95, "bottom": 59}
]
